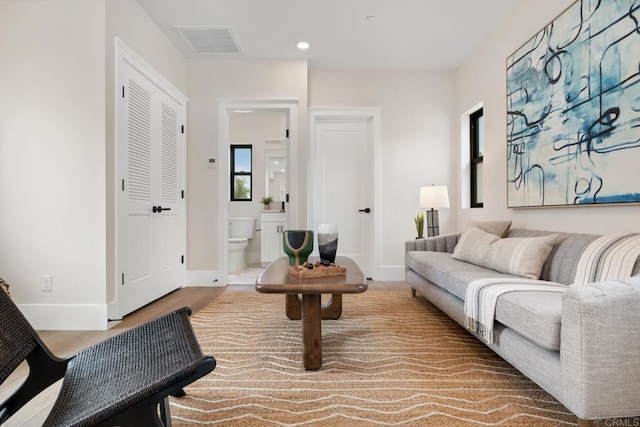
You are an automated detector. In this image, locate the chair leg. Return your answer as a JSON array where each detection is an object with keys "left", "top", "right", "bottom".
[
  {"left": 160, "top": 397, "right": 172, "bottom": 427},
  {"left": 171, "top": 388, "right": 186, "bottom": 397},
  {"left": 97, "top": 399, "right": 166, "bottom": 427}
]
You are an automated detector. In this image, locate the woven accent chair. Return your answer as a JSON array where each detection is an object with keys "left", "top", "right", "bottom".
[{"left": 0, "top": 288, "right": 216, "bottom": 426}]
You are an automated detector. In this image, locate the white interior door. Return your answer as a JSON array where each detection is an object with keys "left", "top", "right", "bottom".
[
  {"left": 119, "top": 71, "right": 155, "bottom": 317},
  {"left": 153, "top": 98, "right": 183, "bottom": 297},
  {"left": 310, "top": 117, "right": 374, "bottom": 276},
  {"left": 116, "top": 44, "right": 186, "bottom": 318}
]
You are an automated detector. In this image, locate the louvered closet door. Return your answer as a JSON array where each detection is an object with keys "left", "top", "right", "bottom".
[
  {"left": 152, "top": 97, "right": 182, "bottom": 298},
  {"left": 118, "top": 62, "right": 184, "bottom": 317}
]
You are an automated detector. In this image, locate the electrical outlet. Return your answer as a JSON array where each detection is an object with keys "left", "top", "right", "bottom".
[{"left": 41, "top": 274, "right": 53, "bottom": 292}]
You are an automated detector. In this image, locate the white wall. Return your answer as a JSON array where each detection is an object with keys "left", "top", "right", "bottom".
[
  {"left": 186, "top": 59, "right": 307, "bottom": 274},
  {"left": 105, "top": 0, "right": 188, "bottom": 95},
  {"left": 0, "top": 0, "right": 187, "bottom": 329},
  {"left": 0, "top": 0, "right": 107, "bottom": 329},
  {"left": 309, "top": 70, "right": 455, "bottom": 279},
  {"left": 229, "top": 111, "right": 287, "bottom": 264},
  {"left": 105, "top": 0, "right": 188, "bottom": 305},
  {"left": 454, "top": 0, "right": 640, "bottom": 234}
]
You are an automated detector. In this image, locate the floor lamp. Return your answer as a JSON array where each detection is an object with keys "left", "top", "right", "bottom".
[{"left": 419, "top": 186, "right": 450, "bottom": 237}]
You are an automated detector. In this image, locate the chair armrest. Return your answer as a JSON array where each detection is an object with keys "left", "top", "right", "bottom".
[
  {"left": 0, "top": 345, "right": 68, "bottom": 423},
  {"left": 560, "top": 276, "right": 640, "bottom": 419},
  {"left": 405, "top": 233, "right": 460, "bottom": 254}
]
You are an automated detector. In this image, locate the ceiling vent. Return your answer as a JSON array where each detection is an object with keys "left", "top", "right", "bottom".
[{"left": 174, "top": 25, "right": 242, "bottom": 53}]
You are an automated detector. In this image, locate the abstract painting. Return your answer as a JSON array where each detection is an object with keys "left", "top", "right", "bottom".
[{"left": 506, "top": 0, "right": 640, "bottom": 208}]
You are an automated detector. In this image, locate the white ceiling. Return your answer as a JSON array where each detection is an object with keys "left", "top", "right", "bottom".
[{"left": 136, "top": 0, "right": 524, "bottom": 70}]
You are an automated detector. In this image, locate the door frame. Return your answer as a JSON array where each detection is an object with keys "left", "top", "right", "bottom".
[
  {"left": 217, "top": 99, "right": 299, "bottom": 285},
  {"left": 308, "top": 107, "right": 382, "bottom": 279}
]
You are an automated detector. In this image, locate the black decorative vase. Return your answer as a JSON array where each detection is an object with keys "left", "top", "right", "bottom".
[{"left": 317, "top": 224, "right": 338, "bottom": 263}]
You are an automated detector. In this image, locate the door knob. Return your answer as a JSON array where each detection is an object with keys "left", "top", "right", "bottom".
[
  {"left": 152, "top": 206, "right": 172, "bottom": 213},
  {"left": 358, "top": 208, "right": 371, "bottom": 213}
]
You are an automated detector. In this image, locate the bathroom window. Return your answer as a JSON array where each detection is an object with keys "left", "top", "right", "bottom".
[{"left": 230, "top": 145, "right": 252, "bottom": 201}]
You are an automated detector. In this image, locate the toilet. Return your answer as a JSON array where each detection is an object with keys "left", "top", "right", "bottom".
[{"left": 229, "top": 217, "right": 256, "bottom": 271}]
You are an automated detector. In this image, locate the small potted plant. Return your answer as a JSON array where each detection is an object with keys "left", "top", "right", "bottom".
[
  {"left": 261, "top": 196, "right": 274, "bottom": 210},
  {"left": 414, "top": 212, "right": 424, "bottom": 239}
]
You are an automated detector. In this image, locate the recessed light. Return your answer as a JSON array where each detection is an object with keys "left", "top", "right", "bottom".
[
  {"left": 365, "top": 15, "right": 376, "bottom": 22},
  {"left": 296, "top": 41, "right": 310, "bottom": 50}
]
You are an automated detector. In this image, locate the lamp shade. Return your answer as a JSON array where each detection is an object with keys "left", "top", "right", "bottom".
[{"left": 419, "top": 186, "right": 450, "bottom": 209}]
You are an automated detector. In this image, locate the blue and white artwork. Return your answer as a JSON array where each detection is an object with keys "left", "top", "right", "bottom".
[{"left": 506, "top": 0, "right": 640, "bottom": 208}]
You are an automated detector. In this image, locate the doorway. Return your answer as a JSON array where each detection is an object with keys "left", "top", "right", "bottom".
[
  {"left": 217, "top": 100, "right": 299, "bottom": 286},
  {"left": 228, "top": 110, "right": 287, "bottom": 285},
  {"left": 308, "top": 107, "right": 381, "bottom": 279}
]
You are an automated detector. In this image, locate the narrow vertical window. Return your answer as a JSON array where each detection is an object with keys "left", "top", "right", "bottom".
[
  {"left": 470, "top": 108, "right": 484, "bottom": 208},
  {"left": 230, "top": 145, "right": 252, "bottom": 201}
]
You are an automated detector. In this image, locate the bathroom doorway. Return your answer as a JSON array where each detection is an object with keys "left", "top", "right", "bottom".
[
  {"left": 228, "top": 110, "right": 286, "bottom": 285},
  {"left": 217, "top": 100, "right": 299, "bottom": 287}
]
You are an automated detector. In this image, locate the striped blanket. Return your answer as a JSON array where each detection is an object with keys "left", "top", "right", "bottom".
[
  {"left": 464, "top": 278, "right": 568, "bottom": 344},
  {"left": 464, "top": 231, "right": 640, "bottom": 344},
  {"left": 573, "top": 232, "right": 640, "bottom": 285}
]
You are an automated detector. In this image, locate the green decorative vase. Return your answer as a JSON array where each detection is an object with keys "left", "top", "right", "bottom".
[{"left": 283, "top": 230, "right": 314, "bottom": 266}]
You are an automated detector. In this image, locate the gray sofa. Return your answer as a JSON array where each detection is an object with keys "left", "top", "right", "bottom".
[{"left": 405, "top": 228, "right": 640, "bottom": 425}]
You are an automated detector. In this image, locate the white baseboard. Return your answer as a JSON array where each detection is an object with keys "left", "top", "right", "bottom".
[
  {"left": 19, "top": 303, "right": 109, "bottom": 331},
  {"left": 374, "top": 265, "right": 406, "bottom": 281},
  {"left": 187, "top": 270, "right": 223, "bottom": 287},
  {"left": 107, "top": 300, "right": 120, "bottom": 321},
  {"left": 246, "top": 250, "right": 261, "bottom": 265}
]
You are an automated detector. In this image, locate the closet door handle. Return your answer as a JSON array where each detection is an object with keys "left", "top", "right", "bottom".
[{"left": 152, "top": 206, "right": 172, "bottom": 213}]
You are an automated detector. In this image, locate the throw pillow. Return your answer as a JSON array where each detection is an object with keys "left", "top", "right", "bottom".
[
  {"left": 485, "top": 233, "right": 558, "bottom": 279},
  {"left": 452, "top": 226, "right": 558, "bottom": 279},
  {"left": 465, "top": 220, "right": 512, "bottom": 237},
  {"left": 452, "top": 226, "right": 501, "bottom": 266}
]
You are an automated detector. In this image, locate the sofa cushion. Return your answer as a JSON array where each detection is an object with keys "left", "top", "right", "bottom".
[
  {"left": 445, "top": 270, "right": 563, "bottom": 351},
  {"left": 405, "top": 252, "right": 461, "bottom": 290},
  {"left": 495, "top": 291, "right": 562, "bottom": 351},
  {"left": 446, "top": 270, "right": 520, "bottom": 301},
  {"left": 452, "top": 226, "right": 558, "bottom": 279},
  {"left": 407, "top": 252, "right": 523, "bottom": 300}
]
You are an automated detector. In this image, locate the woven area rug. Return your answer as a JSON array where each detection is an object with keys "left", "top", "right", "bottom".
[{"left": 169, "top": 290, "right": 575, "bottom": 426}]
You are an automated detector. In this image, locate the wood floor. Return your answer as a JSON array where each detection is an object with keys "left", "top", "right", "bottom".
[{"left": 1, "top": 281, "right": 410, "bottom": 426}]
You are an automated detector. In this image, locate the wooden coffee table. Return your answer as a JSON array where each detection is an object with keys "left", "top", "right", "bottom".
[{"left": 255, "top": 256, "right": 367, "bottom": 370}]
